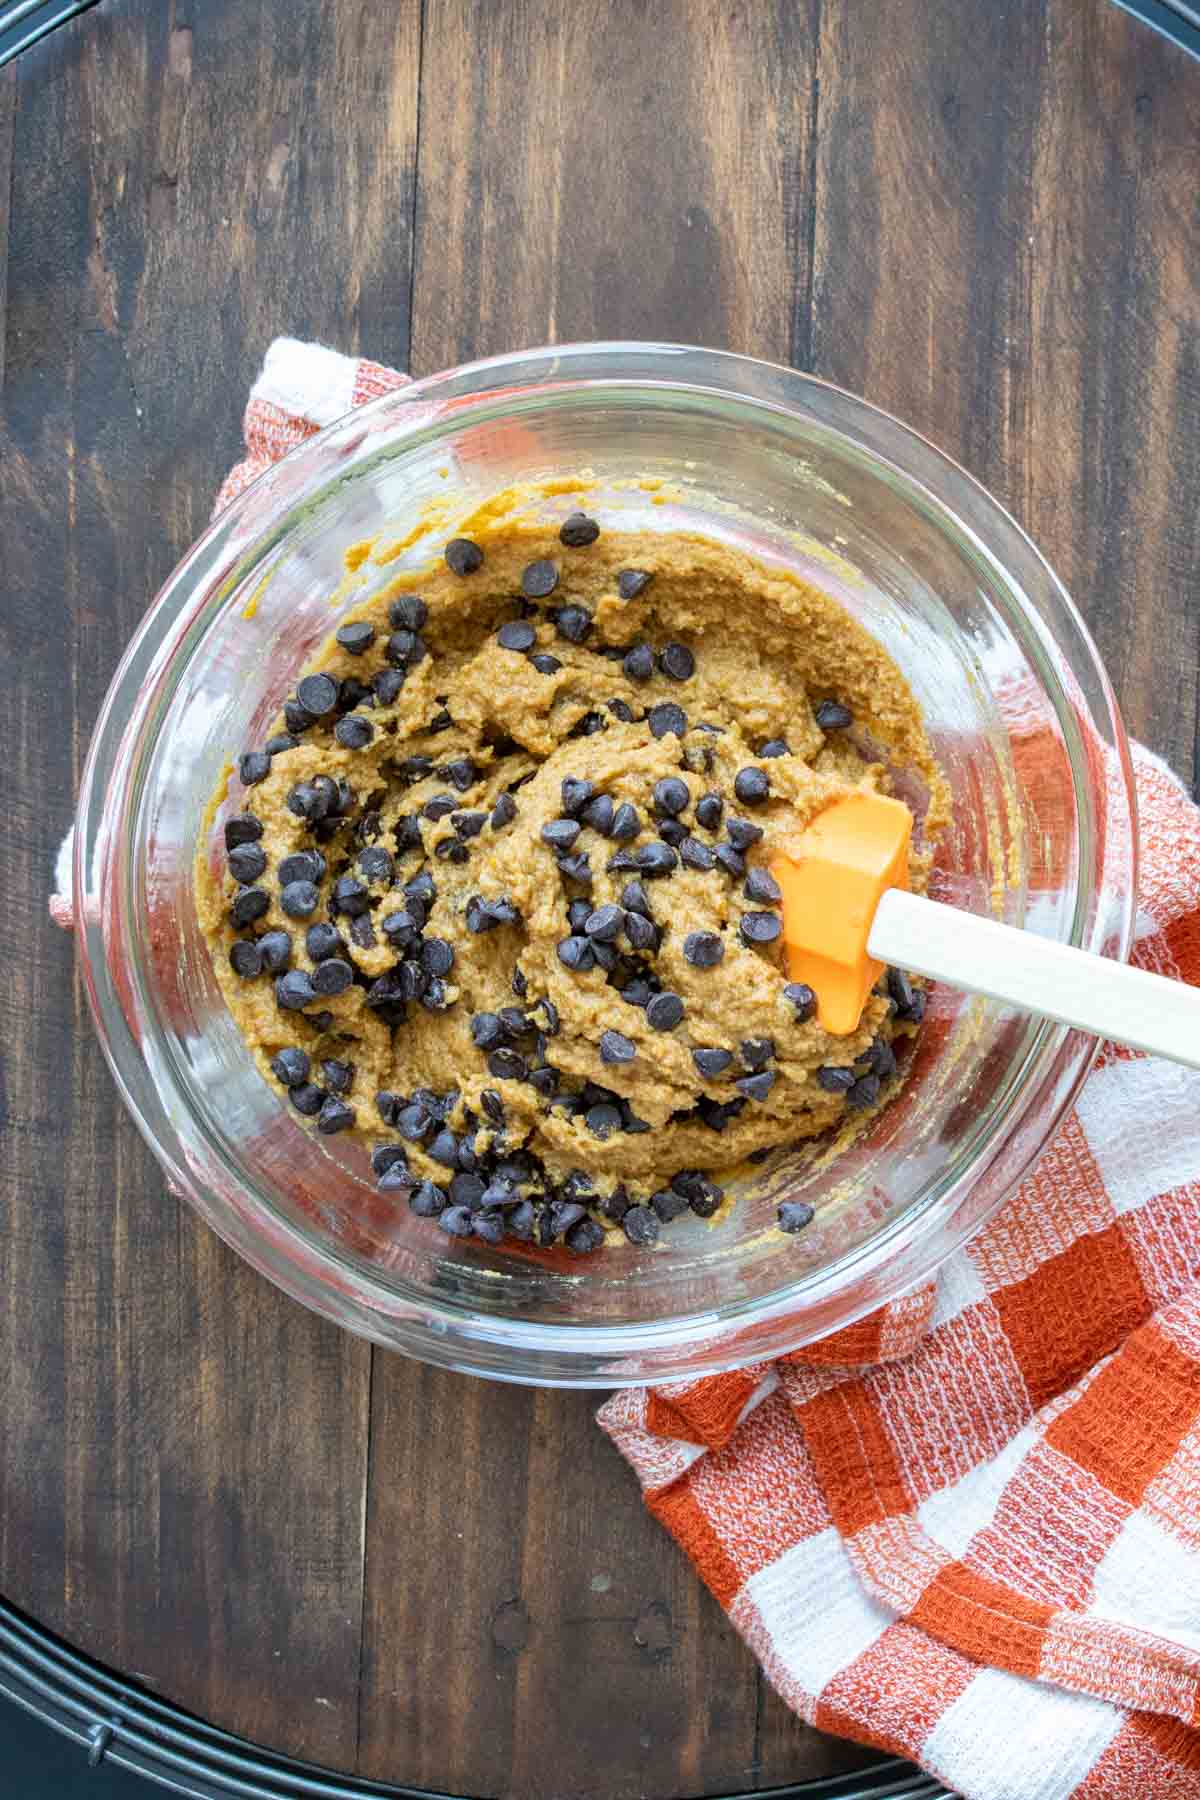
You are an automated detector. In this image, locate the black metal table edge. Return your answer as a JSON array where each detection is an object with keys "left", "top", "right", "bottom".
[{"left": 0, "top": 1595, "right": 948, "bottom": 1799}]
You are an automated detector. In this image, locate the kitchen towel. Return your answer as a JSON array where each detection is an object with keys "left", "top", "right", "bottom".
[{"left": 53, "top": 341, "right": 1200, "bottom": 1800}]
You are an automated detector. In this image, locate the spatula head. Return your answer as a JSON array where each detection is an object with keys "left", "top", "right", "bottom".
[{"left": 770, "top": 790, "right": 913, "bottom": 1036}]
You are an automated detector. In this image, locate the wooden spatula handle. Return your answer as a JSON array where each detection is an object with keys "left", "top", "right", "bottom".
[{"left": 868, "top": 888, "right": 1200, "bottom": 1072}]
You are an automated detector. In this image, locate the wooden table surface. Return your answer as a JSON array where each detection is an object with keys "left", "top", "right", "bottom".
[{"left": 1, "top": 2, "right": 1197, "bottom": 1795}]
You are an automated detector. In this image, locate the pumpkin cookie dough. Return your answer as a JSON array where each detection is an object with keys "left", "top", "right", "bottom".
[{"left": 199, "top": 506, "right": 947, "bottom": 1251}]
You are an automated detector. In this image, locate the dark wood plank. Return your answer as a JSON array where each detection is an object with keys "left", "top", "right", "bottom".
[{"left": 0, "top": 0, "right": 419, "bottom": 1767}]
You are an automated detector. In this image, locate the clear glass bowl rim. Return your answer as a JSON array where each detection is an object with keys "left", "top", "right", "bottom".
[{"left": 73, "top": 340, "right": 1138, "bottom": 1386}]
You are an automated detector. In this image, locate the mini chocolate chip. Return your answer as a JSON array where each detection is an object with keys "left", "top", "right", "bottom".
[
  {"left": 230, "top": 940, "right": 263, "bottom": 978},
  {"left": 647, "top": 702, "right": 688, "bottom": 739},
  {"left": 561, "top": 776, "right": 595, "bottom": 817},
  {"left": 228, "top": 843, "right": 267, "bottom": 884},
  {"left": 679, "top": 837, "right": 716, "bottom": 871},
  {"left": 238, "top": 750, "right": 273, "bottom": 787},
  {"left": 491, "top": 792, "right": 518, "bottom": 829},
  {"left": 289, "top": 1082, "right": 324, "bottom": 1117},
  {"left": 557, "top": 934, "right": 595, "bottom": 972},
  {"left": 305, "top": 923, "right": 344, "bottom": 961},
  {"left": 452, "top": 810, "right": 487, "bottom": 840},
  {"left": 740, "top": 1036, "right": 776, "bottom": 1070},
  {"left": 610, "top": 801, "right": 641, "bottom": 840},
  {"left": 586, "top": 1103, "right": 622, "bottom": 1140},
  {"left": 622, "top": 642, "right": 654, "bottom": 682},
  {"left": 542, "top": 817, "right": 581, "bottom": 850},
  {"left": 581, "top": 793, "right": 615, "bottom": 835},
  {"left": 694, "top": 792, "right": 724, "bottom": 831},
  {"left": 651, "top": 1187, "right": 688, "bottom": 1223},
  {"left": 531, "top": 652, "right": 562, "bottom": 674},
  {"left": 693, "top": 1046, "right": 732, "bottom": 1078},
  {"left": 444, "top": 537, "right": 483, "bottom": 576},
  {"left": 600, "top": 1029, "right": 637, "bottom": 1065},
  {"left": 231, "top": 886, "right": 270, "bottom": 928},
  {"left": 312, "top": 957, "right": 353, "bottom": 996},
  {"left": 636, "top": 841, "right": 677, "bottom": 876},
  {"left": 653, "top": 776, "right": 690, "bottom": 818},
  {"left": 336, "top": 620, "right": 376, "bottom": 655},
  {"left": 715, "top": 844, "right": 746, "bottom": 878},
  {"left": 646, "top": 991, "right": 684, "bottom": 1031},
  {"left": 623, "top": 1205, "right": 660, "bottom": 1245},
  {"left": 782, "top": 981, "right": 817, "bottom": 1021},
  {"left": 560, "top": 511, "right": 601, "bottom": 547},
  {"left": 335, "top": 713, "right": 374, "bottom": 749},
  {"left": 225, "top": 813, "right": 263, "bottom": 850},
  {"left": 421, "top": 938, "right": 455, "bottom": 977},
  {"left": 332, "top": 875, "right": 370, "bottom": 917},
  {"left": 740, "top": 911, "right": 782, "bottom": 946},
  {"left": 846, "top": 1072, "right": 881, "bottom": 1110},
  {"left": 733, "top": 766, "right": 770, "bottom": 805},
  {"left": 659, "top": 642, "right": 695, "bottom": 681},
  {"left": 521, "top": 559, "right": 559, "bottom": 598},
  {"left": 623, "top": 911, "right": 658, "bottom": 952},
  {"left": 257, "top": 930, "right": 292, "bottom": 973},
  {"left": 555, "top": 604, "right": 592, "bottom": 644},
  {"left": 815, "top": 699, "right": 853, "bottom": 730},
  {"left": 617, "top": 569, "right": 653, "bottom": 600},
  {"left": 296, "top": 673, "right": 340, "bottom": 717},
  {"left": 683, "top": 931, "right": 724, "bottom": 968},
  {"left": 373, "top": 667, "right": 406, "bottom": 704},
  {"left": 276, "top": 969, "right": 317, "bottom": 1010},
  {"left": 817, "top": 1065, "right": 855, "bottom": 1093},
  {"left": 778, "top": 1199, "right": 815, "bottom": 1234},
  {"left": 744, "top": 866, "right": 782, "bottom": 904},
  {"left": 585, "top": 903, "right": 624, "bottom": 942}
]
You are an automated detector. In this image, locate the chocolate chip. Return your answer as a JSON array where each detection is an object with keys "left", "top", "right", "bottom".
[
  {"left": 320, "top": 1058, "right": 354, "bottom": 1095},
  {"left": 265, "top": 732, "right": 299, "bottom": 757},
  {"left": 228, "top": 843, "right": 267, "bottom": 884},
  {"left": 621, "top": 978, "right": 653, "bottom": 1008},
  {"left": 335, "top": 714, "right": 374, "bottom": 750},
  {"left": 387, "top": 629, "right": 429, "bottom": 670},
  {"left": 778, "top": 1200, "right": 815, "bottom": 1234},
  {"left": 740, "top": 911, "right": 782, "bottom": 946},
  {"left": 715, "top": 844, "right": 746, "bottom": 878},
  {"left": 693, "top": 1046, "right": 732, "bottom": 1078},
  {"left": 566, "top": 1218, "right": 605, "bottom": 1254},
  {"left": 425, "top": 1128, "right": 458, "bottom": 1169},
  {"left": 815, "top": 699, "right": 853, "bottom": 731},
  {"left": 305, "top": 923, "right": 344, "bottom": 961},
  {"left": 542, "top": 818, "right": 581, "bottom": 850},
  {"left": 555, "top": 604, "right": 592, "bottom": 644},
  {"left": 284, "top": 698, "right": 316, "bottom": 735},
  {"left": 286, "top": 781, "right": 328, "bottom": 824},
  {"left": 296, "top": 673, "right": 340, "bottom": 717},
  {"left": 311, "top": 957, "right": 353, "bottom": 996},
  {"left": 647, "top": 702, "right": 688, "bottom": 739},
  {"left": 332, "top": 875, "right": 370, "bottom": 917},
  {"left": 610, "top": 802, "right": 641, "bottom": 840},
  {"left": 374, "top": 1093, "right": 401, "bottom": 1128},
  {"left": 497, "top": 1005, "right": 533, "bottom": 1039},
  {"left": 817, "top": 1066, "right": 855, "bottom": 1093},
  {"left": 531, "top": 653, "right": 562, "bottom": 674},
  {"left": 586, "top": 1103, "right": 622, "bottom": 1140},
  {"left": 447, "top": 1172, "right": 485, "bottom": 1211},
  {"left": 617, "top": 569, "right": 653, "bottom": 600},
  {"left": 659, "top": 642, "right": 695, "bottom": 681},
  {"left": 557, "top": 934, "right": 595, "bottom": 972},
  {"left": 230, "top": 940, "right": 263, "bottom": 978},
  {"left": 556, "top": 851, "right": 592, "bottom": 885},
  {"left": 527, "top": 1067, "right": 557, "bottom": 1098},
  {"left": 622, "top": 642, "right": 654, "bottom": 682},
  {"left": 646, "top": 991, "right": 684, "bottom": 1031},
  {"left": 237, "top": 750, "right": 272, "bottom": 788},
  {"left": 679, "top": 837, "right": 716, "bottom": 871},
  {"left": 580, "top": 793, "right": 615, "bottom": 836},
  {"left": 441, "top": 757, "right": 476, "bottom": 793},
  {"left": 634, "top": 842, "right": 676, "bottom": 877},
  {"left": 583, "top": 903, "right": 622, "bottom": 942},
  {"left": 653, "top": 776, "right": 690, "bottom": 818},
  {"left": 276, "top": 970, "right": 317, "bottom": 1010},
  {"left": 782, "top": 982, "right": 817, "bottom": 1022},
  {"left": 491, "top": 793, "right": 518, "bottom": 829},
  {"left": 272, "top": 1046, "right": 310, "bottom": 1088},
  {"left": 623, "top": 911, "right": 658, "bottom": 952},
  {"left": 683, "top": 931, "right": 724, "bottom": 968},
  {"left": 230, "top": 886, "right": 270, "bottom": 928},
  {"left": 600, "top": 1029, "right": 636, "bottom": 1065},
  {"left": 390, "top": 1101, "right": 431, "bottom": 1144},
  {"left": 887, "top": 967, "right": 926, "bottom": 1024},
  {"left": 521, "top": 559, "right": 559, "bottom": 598},
  {"left": 452, "top": 810, "right": 487, "bottom": 840},
  {"left": 336, "top": 620, "right": 376, "bottom": 655},
  {"left": 435, "top": 1204, "right": 471, "bottom": 1238},
  {"left": 561, "top": 777, "right": 595, "bottom": 817},
  {"left": 289, "top": 1082, "right": 324, "bottom": 1117},
  {"left": 744, "top": 867, "right": 782, "bottom": 904},
  {"left": 566, "top": 899, "right": 591, "bottom": 934},
  {"left": 623, "top": 1205, "right": 659, "bottom": 1245},
  {"left": 655, "top": 820, "right": 685, "bottom": 849},
  {"left": 608, "top": 698, "right": 635, "bottom": 722},
  {"left": 733, "top": 766, "right": 770, "bottom": 805},
  {"left": 373, "top": 668, "right": 406, "bottom": 705},
  {"left": 258, "top": 930, "right": 292, "bottom": 973},
  {"left": 380, "top": 910, "right": 418, "bottom": 947},
  {"left": 445, "top": 537, "right": 484, "bottom": 576},
  {"left": 225, "top": 813, "right": 263, "bottom": 851},
  {"left": 471, "top": 1013, "right": 506, "bottom": 1054},
  {"left": 398, "top": 1181, "right": 441, "bottom": 1219},
  {"left": 651, "top": 1188, "right": 688, "bottom": 1223},
  {"left": 868, "top": 1039, "right": 898, "bottom": 1079},
  {"left": 694, "top": 792, "right": 724, "bottom": 831},
  {"left": 846, "top": 1072, "right": 881, "bottom": 1110},
  {"left": 384, "top": 597, "right": 425, "bottom": 634},
  {"left": 417, "top": 938, "right": 452, "bottom": 978},
  {"left": 740, "top": 1037, "right": 776, "bottom": 1070}
]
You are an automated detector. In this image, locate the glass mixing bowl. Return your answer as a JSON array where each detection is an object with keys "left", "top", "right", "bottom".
[{"left": 74, "top": 343, "right": 1137, "bottom": 1386}]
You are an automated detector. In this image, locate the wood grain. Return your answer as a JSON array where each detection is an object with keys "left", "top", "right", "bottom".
[{"left": 1, "top": 0, "right": 1198, "bottom": 1795}]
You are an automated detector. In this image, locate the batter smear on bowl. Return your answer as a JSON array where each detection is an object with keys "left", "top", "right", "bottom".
[{"left": 199, "top": 505, "right": 948, "bottom": 1251}]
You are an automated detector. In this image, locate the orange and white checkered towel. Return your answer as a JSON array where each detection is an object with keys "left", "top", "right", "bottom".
[{"left": 55, "top": 342, "right": 1200, "bottom": 1800}]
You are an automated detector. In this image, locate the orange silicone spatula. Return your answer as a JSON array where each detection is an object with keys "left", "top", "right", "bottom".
[{"left": 772, "top": 790, "right": 1200, "bottom": 1069}]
